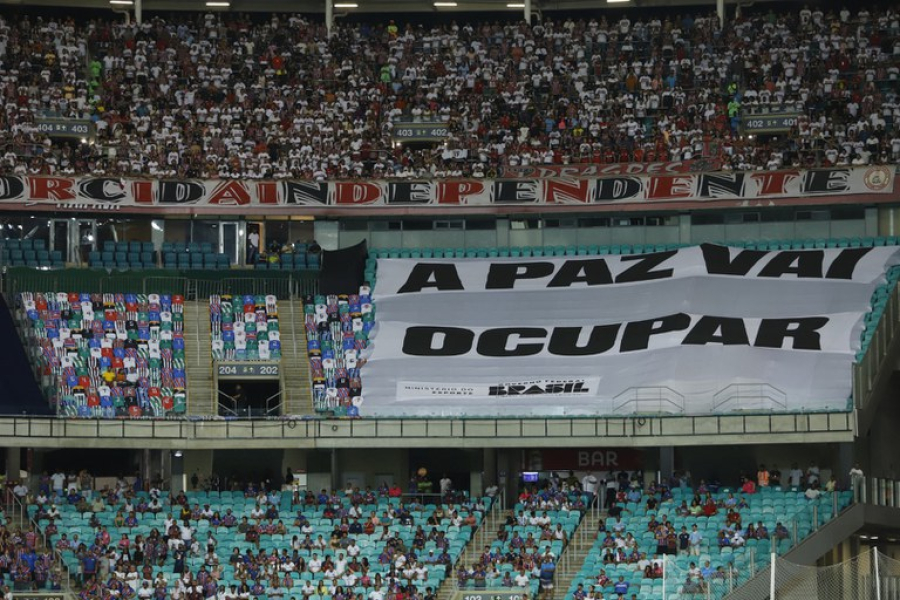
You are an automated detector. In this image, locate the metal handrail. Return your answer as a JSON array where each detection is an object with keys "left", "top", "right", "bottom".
[
  {"left": 264, "top": 391, "right": 283, "bottom": 417},
  {"left": 290, "top": 295, "right": 300, "bottom": 367},
  {"left": 10, "top": 492, "right": 73, "bottom": 594},
  {"left": 4, "top": 271, "right": 318, "bottom": 301},
  {"left": 0, "top": 411, "right": 857, "bottom": 443},
  {"left": 217, "top": 390, "right": 238, "bottom": 417},
  {"left": 451, "top": 494, "right": 503, "bottom": 574},
  {"left": 194, "top": 295, "right": 205, "bottom": 369}
]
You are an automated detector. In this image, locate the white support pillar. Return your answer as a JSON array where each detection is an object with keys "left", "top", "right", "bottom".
[
  {"left": 135, "top": 0, "right": 143, "bottom": 25},
  {"left": 523, "top": 0, "right": 531, "bottom": 24},
  {"left": 874, "top": 546, "right": 881, "bottom": 600},
  {"left": 662, "top": 555, "right": 667, "bottom": 600},
  {"left": 716, "top": 0, "right": 724, "bottom": 29},
  {"left": 769, "top": 553, "right": 776, "bottom": 600},
  {"left": 325, "top": 0, "right": 334, "bottom": 36}
]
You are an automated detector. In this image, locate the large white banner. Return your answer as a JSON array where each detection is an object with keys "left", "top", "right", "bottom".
[{"left": 362, "top": 244, "right": 900, "bottom": 417}]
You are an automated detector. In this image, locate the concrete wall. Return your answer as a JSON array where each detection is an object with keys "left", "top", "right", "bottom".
[
  {"left": 139, "top": 442, "right": 877, "bottom": 497},
  {"left": 282, "top": 449, "right": 308, "bottom": 480},
  {"left": 675, "top": 443, "right": 838, "bottom": 486},
  {"left": 861, "top": 381, "right": 900, "bottom": 480},
  {"left": 337, "top": 448, "right": 409, "bottom": 490},
  {"left": 183, "top": 449, "right": 213, "bottom": 491},
  {"left": 335, "top": 213, "right": 875, "bottom": 249},
  {"left": 286, "top": 448, "right": 411, "bottom": 492}
]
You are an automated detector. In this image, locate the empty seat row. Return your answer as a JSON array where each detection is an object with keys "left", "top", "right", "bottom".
[
  {"left": 89, "top": 250, "right": 156, "bottom": 269},
  {"left": 163, "top": 252, "right": 231, "bottom": 270},
  {"left": 2, "top": 249, "right": 64, "bottom": 268},
  {"left": 103, "top": 241, "right": 155, "bottom": 253},
  {"left": 254, "top": 253, "right": 321, "bottom": 270},
  {"left": 0, "top": 238, "right": 48, "bottom": 251},
  {"left": 161, "top": 242, "right": 214, "bottom": 254}
]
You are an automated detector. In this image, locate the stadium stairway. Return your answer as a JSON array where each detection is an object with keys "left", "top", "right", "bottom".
[
  {"left": 184, "top": 299, "right": 215, "bottom": 415},
  {"left": 281, "top": 298, "right": 313, "bottom": 415},
  {"left": 437, "top": 499, "right": 507, "bottom": 600},
  {"left": 551, "top": 510, "right": 605, "bottom": 600}
]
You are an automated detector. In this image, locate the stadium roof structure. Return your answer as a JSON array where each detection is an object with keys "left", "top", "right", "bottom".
[{"left": 3, "top": 0, "right": 747, "bottom": 16}]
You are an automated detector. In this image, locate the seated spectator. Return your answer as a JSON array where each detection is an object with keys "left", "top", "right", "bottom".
[{"left": 741, "top": 477, "right": 757, "bottom": 494}]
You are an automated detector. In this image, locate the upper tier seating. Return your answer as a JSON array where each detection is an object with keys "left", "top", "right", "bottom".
[
  {"left": 303, "top": 292, "right": 372, "bottom": 415},
  {"left": 0, "top": 8, "right": 895, "bottom": 179},
  {"left": 210, "top": 294, "right": 282, "bottom": 361},
  {"left": 0, "top": 239, "right": 63, "bottom": 269},
  {"left": 18, "top": 292, "right": 187, "bottom": 417},
  {"left": 30, "top": 488, "right": 488, "bottom": 598},
  {"left": 253, "top": 243, "right": 322, "bottom": 271},
  {"left": 565, "top": 485, "right": 853, "bottom": 600},
  {"left": 162, "top": 243, "right": 231, "bottom": 271},
  {"left": 89, "top": 241, "right": 159, "bottom": 270}
]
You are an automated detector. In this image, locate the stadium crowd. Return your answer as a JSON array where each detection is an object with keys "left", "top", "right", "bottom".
[
  {"left": 0, "top": 6, "right": 898, "bottom": 180},
  {"left": 16, "top": 473, "right": 483, "bottom": 600}
]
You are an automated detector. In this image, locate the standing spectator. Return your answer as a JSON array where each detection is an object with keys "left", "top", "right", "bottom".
[
  {"left": 788, "top": 464, "right": 804, "bottom": 489},
  {"left": 605, "top": 477, "right": 619, "bottom": 509},
  {"left": 769, "top": 465, "right": 781, "bottom": 487},
  {"left": 582, "top": 472, "right": 599, "bottom": 506},
  {"left": 50, "top": 471, "right": 66, "bottom": 498},
  {"left": 757, "top": 465, "right": 770, "bottom": 488},
  {"left": 81, "top": 552, "right": 97, "bottom": 584},
  {"left": 806, "top": 463, "right": 821, "bottom": 488},
  {"left": 689, "top": 525, "right": 703, "bottom": 557}
]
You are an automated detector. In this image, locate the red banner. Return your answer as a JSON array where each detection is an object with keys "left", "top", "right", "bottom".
[
  {"left": 530, "top": 448, "right": 644, "bottom": 471},
  {"left": 0, "top": 167, "right": 891, "bottom": 215}
]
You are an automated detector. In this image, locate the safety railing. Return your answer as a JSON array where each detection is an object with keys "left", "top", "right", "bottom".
[
  {"left": 264, "top": 390, "right": 284, "bottom": 417},
  {"left": 451, "top": 583, "right": 529, "bottom": 597},
  {"left": 3, "top": 270, "right": 319, "bottom": 300},
  {"left": 216, "top": 390, "right": 283, "bottom": 418},
  {"left": 217, "top": 390, "right": 239, "bottom": 417},
  {"left": 9, "top": 492, "right": 73, "bottom": 595},
  {"left": 0, "top": 411, "right": 857, "bottom": 443},
  {"left": 663, "top": 548, "right": 756, "bottom": 600}
]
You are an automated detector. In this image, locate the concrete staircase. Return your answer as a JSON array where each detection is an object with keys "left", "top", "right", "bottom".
[
  {"left": 183, "top": 299, "right": 215, "bottom": 416},
  {"left": 436, "top": 500, "right": 508, "bottom": 600},
  {"left": 179, "top": 295, "right": 314, "bottom": 417},
  {"left": 279, "top": 298, "right": 313, "bottom": 415},
  {"left": 6, "top": 497, "right": 77, "bottom": 595},
  {"left": 550, "top": 509, "right": 604, "bottom": 600}
]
